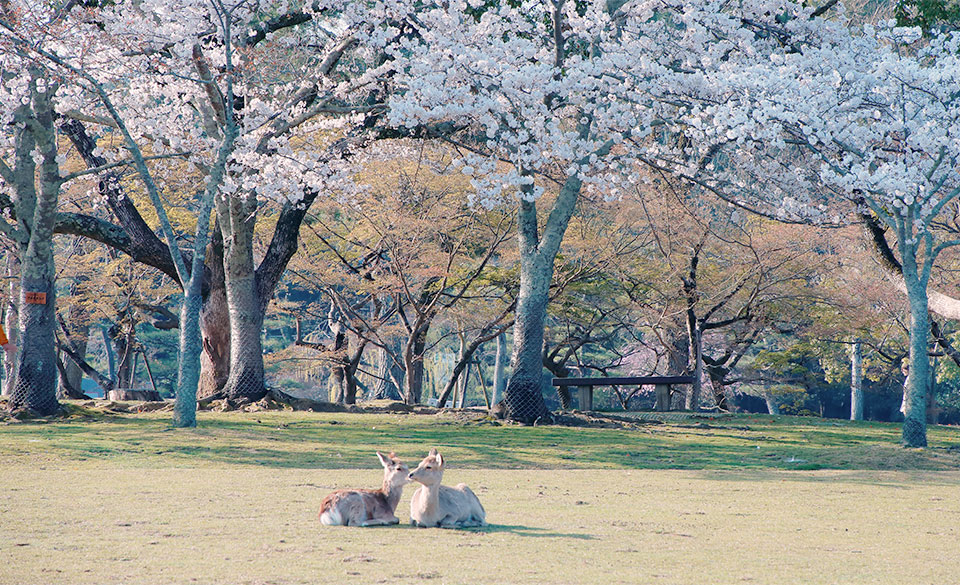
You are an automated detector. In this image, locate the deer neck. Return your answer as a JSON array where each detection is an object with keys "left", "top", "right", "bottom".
[
  {"left": 380, "top": 478, "right": 403, "bottom": 512},
  {"left": 417, "top": 481, "right": 442, "bottom": 513}
]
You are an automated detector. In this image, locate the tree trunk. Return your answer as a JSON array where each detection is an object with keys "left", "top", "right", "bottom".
[
  {"left": 9, "top": 76, "right": 61, "bottom": 417},
  {"left": 12, "top": 268, "right": 58, "bottom": 416},
  {"left": 685, "top": 327, "right": 703, "bottom": 411},
  {"left": 902, "top": 276, "right": 929, "bottom": 447},
  {"left": 2, "top": 253, "right": 20, "bottom": 398},
  {"left": 59, "top": 276, "right": 90, "bottom": 398},
  {"left": 764, "top": 393, "right": 780, "bottom": 415},
  {"left": 682, "top": 252, "right": 703, "bottom": 411},
  {"left": 113, "top": 321, "right": 137, "bottom": 389},
  {"left": 219, "top": 195, "right": 267, "bottom": 403},
  {"left": 503, "top": 175, "right": 582, "bottom": 423},
  {"left": 199, "top": 229, "right": 230, "bottom": 399},
  {"left": 59, "top": 322, "right": 89, "bottom": 398},
  {"left": 503, "top": 246, "right": 552, "bottom": 423},
  {"left": 403, "top": 326, "right": 428, "bottom": 405},
  {"left": 371, "top": 346, "right": 402, "bottom": 400},
  {"left": 329, "top": 365, "right": 346, "bottom": 403},
  {"left": 170, "top": 50, "right": 236, "bottom": 426},
  {"left": 456, "top": 334, "right": 469, "bottom": 408},
  {"left": 173, "top": 282, "right": 204, "bottom": 427},
  {"left": 850, "top": 339, "right": 864, "bottom": 421},
  {"left": 704, "top": 364, "right": 730, "bottom": 411},
  {"left": 343, "top": 340, "right": 367, "bottom": 405},
  {"left": 667, "top": 331, "right": 691, "bottom": 409},
  {"left": 100, "top": 325, "right": 117, "bottom": 384},
  {"left": 492, "top": 331, "right": 507, "bottom": 407}
]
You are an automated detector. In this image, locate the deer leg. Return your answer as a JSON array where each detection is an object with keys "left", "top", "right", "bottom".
[{"left": 361, "top": 517, "right": 393, "bottom": 527}]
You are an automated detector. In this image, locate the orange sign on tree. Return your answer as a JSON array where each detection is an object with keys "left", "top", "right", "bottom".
[{"left": 24, "top": 292, "right": 46, "bottom": 305}]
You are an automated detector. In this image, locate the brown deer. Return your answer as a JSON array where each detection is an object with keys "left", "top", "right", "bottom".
[
  {"left": 408, "top": 448, "right": 486, "bottom": 528},
  {"left": 319, "top": 452, "right": 410, "bottom": 526}
]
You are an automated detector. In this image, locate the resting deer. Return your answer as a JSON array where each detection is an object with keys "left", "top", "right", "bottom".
[
  {"left": 318, "top": 452, "right": 410, "bottom": 526},
  {"left": 409, "top": 448, "right": 486, "bottom": 528}
]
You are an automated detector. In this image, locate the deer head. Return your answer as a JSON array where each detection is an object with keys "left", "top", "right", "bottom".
[
  {"left": 408, "top": 447, "right": 444, "bottom": 487},
  {"left": 377, "top": 451, "right": 411, "bottom": 489}
]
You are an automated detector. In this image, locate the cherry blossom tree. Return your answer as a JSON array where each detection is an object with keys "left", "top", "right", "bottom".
[
  {"left": 384, "top": 0, "right": 843, "bottom": 422},
  {"left": 3, "top": 0, "right": 397, "bottom": 420},
  {"left": 1, "top": 0, "right": 245, "bottom": 424},
  {"left": 0, "top": 51, "right": 63, "bottom": 414},
  {"left": 0, "top": 2, "right": 116, "bottom": 415},
  {"left": 682, "top": 17, "right": 960, "bottom": 446}
]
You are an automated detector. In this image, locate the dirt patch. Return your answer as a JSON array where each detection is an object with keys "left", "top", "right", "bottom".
[
  {"left": 551, "top": 411, "right": 664, "bottom": 429},
  {"left": 6, "top": 393, "right": 671, "bottom": 430}
]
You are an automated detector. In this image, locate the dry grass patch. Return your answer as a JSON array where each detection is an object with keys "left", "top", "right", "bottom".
[
  {"left": 2, "top": 407, "right": 960, "bottom": 584},
  {"left": 2, "top": 466, "right": 960, "bottom": 584}
]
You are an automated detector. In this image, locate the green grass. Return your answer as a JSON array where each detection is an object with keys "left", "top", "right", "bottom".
[
  {"left": 1, "top": 405, "right": 959, "bottom": 471},
  {"left": 2, "top": 404, "right": 960, "bottom": 584}
]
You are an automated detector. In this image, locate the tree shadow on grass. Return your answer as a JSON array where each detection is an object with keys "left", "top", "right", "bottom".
[{"left": 479, "top": 523, "right": 595, "bottom": 539}]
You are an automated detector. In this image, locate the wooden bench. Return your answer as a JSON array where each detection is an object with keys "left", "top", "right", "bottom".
[{"left": 551, "top": 376, "right": 695, "bottom": 411}]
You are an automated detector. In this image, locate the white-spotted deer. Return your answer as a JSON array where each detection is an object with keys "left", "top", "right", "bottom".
[
  {"left": 409, "top": 448, "right": 486, "bottom": 528},
  {"left": 319, "top": 452, "right": 410, "bottom": 527}
]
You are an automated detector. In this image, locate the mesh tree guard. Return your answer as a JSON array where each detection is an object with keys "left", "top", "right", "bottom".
[
  {"left": 502, "top": 375, "right": 550, "bottom": 424},
  {"left": 9, "top": 299, "right": 59, "bottom": 416},
  {"left": 902, "top": 418, "right": 928, "bottom": 448}
]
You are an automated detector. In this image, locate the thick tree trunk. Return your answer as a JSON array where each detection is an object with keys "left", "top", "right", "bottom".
[
  {"left": 113, "top": 322, "right": 137, "bottom": 389},
  {"left": 173, "top": 284, "right": 204, "bottom": 427},
  {"left": 199, "top": 229, "right": 230, "bottom": 398},
  {"left": 373, "top": 341, "right": 404, "bottom": 401},
  {"left": 503, "top": 247, "right": 552, "bottom": 423},
  {"left": 492, "top": 331, "right": 507, "bottom": 407},
  {"left": 371, "top": 346, "right": 401, "bottom": 400},
  {"left": 199, "top": 285, "right": 230, "bottom": 398},
  {"left": 220, "top": 195, "right": 267, "bottom": 403},
  {"left": 2, "top": 253, "right": 19, "bottom": 397},
  {"left": 902, "top": 272, "right": 929, "bottom": 447},
  {"left": 503, "top": 172, "right": 582, "bottom": 423},
  {"left": 850, "top": 340, "right": 864, "bottom": 421},
  {"left": 666, "top": 332, "right": 690, "bottom": 410},
  {"left": 329, "top": 365, "right": 346, "bottom": 403},
  {"left": 9, "top": 79, "right": 61, "bottom": 417},
  {"left": 12, "top": 269, "right": 58, "bottom": 415},
  {"left": 403, "top": 327, "right": 428, "bottom": 405}
]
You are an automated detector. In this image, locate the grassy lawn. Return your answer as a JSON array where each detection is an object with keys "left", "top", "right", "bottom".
[{"left": 2, "top": 404, "right": 960, "bottom": 584}]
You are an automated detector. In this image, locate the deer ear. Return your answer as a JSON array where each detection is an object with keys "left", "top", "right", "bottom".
[
  {"left": 435, "top": 453, "right": 444, "bottom": 467},
  {"left": 429, "top": 447, "right": 439, "bottom": 457},
  {"left": 376, "top": 451, "right": 390, "bottom": 467}
]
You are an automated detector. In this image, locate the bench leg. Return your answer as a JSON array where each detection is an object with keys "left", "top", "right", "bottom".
[
  {"left": 655, "top": 384, "right": 669, "bottom": 412},
  {"left": 578, "top": 386, "right": 593, "bottom": 411}
]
